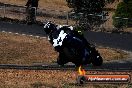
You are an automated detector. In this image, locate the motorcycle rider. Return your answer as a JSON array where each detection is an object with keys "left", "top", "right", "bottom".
[
  {"left": 44, "top": 22, "right": 103, "bottom": 66},
  {"left": 25, "top": 0, "right": 39, "bottom": 24}
]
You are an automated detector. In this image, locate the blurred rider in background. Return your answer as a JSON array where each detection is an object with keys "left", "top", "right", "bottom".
[{"left": 25, "top": 0, "right": 39, "bottom": 24}]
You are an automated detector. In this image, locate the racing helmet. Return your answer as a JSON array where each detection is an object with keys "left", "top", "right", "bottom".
[{"left": 44, "top": 22, "right": 57, "bottom": 34}]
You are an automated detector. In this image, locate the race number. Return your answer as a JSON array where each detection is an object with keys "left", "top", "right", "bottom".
[{"left": 53, "top": 30, "right": 67, "bottom": 47}]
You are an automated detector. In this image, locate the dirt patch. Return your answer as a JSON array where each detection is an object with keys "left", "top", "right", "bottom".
[
  {"left": 97, "top": 47, "right": 128, "bottom": 61},
  {"left": 0, "top": 32, "right": 58, "bottom": 65},
  {"left": 124, "top": 28, "right": 132, "bottom": 33}
]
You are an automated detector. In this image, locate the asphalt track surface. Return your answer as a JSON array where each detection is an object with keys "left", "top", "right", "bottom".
[
  {"left": 0, "top": 21, "right": 132, "bottom": 71},
  {"left": 84, "top": 31, "right": 132, "bottom": 51}
]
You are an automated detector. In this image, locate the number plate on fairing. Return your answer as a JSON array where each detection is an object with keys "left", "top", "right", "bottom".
[{"left": 53, "top": 30, "right": 67, "bottom": 47}]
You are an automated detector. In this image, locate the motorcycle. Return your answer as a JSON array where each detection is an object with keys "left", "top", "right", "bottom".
[{"left": 44, "top": 22, "right": 103, "bottom": 67}]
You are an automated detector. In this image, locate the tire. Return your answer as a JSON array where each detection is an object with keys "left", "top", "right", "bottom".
[
  {"left": 91, "top": 55, "right": 103, "bottom": 66},
  {"left": 90, "top": 48, "right": 103, "bottom": 66},
  {"left": 57, "top": 53, "right": 68, "bottom": 66}
]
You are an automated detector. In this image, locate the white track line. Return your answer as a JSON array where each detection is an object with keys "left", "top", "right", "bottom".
[
  {"left": 2, "top": 31, "right": 6, "bottom": 33},
  {"left": 35, "top": 36, "right": 40, "bottom": 38},
  {"left": 41, "top": 37, "right": 46, "bottom": 39},
  {"left": 8, "top": 32, "right": 12, "bottom": 34},
  {"left": 29, "top": 35, "right": 33, "bottom": 37},
  {"left": 15, "top": 33, "right": 19, "bottom": 35},
  {"left": 1, "top": 31, "right": 46, "bottom": 39},
  {"left": 22, "top": 34, "right": 26, "bottom": 36}
]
